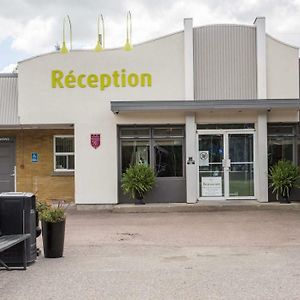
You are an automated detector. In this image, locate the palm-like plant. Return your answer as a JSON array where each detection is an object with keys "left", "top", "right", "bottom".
[
  {"left": 269, "top": 160, "right": 300, "bottom": 202},
  {"left": 121, "top": 163, "right": 155, "bottom": 203}
]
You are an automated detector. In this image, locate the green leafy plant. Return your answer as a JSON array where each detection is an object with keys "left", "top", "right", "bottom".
[
  {"left": 121, "top": 163, "right": 155, "bottom": 200},
  {"left": 39, "top": 201, "right": 67, "bottom": 223},
  {"left": 269, "top": 160, "right": 300, "bottom": 200},
  {"left": 36, "top": 200, "right": 51, "bottom": 218}
]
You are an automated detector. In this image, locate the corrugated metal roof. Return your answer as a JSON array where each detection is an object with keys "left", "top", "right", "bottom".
[{"left": 0, "top": 73, "right": 18, "bottom": 124}]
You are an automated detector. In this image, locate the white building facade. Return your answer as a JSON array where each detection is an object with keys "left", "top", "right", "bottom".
[{"left": 0, "top": 17, "right": 299, "bottom": 205}]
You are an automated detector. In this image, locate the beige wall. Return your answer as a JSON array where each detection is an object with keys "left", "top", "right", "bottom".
[
  {"left": 0, "top": 129, "right": 74, "bottom": 202},
  {"left": 266, "top": 35, "right": 299, "bottom": 99},
  {"left": 18, "top": 32, "right": 185, "bottom": 204}
]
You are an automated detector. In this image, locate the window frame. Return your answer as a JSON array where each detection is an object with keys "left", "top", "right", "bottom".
[
  {"left": 119, "top": 126, "right": 185, "bottom": 179},
  {"left": 267, "top": 123, "right": 297, "bottom": 167},
  {"left": 53, "top": 135, "right": 75, "bottom": 172},
  {"left": 153, "top": 137, "right": 184, "bottom": 178}
]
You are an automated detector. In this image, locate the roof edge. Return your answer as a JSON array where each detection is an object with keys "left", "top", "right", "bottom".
[
  {"left": 0, "top": 73, "right": 18, "bottom": 78},
  {"left": 266, "top": 33, "right": 299, "bottom": 50},
  {"left": 111, "top": 99, "right": 300, "bottom": 113},
  {"left": 18, "top": 30, "right": 184, "bottom": 64}
]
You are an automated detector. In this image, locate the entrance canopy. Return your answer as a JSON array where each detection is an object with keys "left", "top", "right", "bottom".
[{"left": 111, "top": 99, "right": 300, "bottom": 114}]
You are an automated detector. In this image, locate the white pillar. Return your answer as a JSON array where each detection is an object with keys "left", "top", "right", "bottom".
[
  {"left": 186, "top": 113, "right": 197, "bottom": 203},
  {"left": 184, "top": 18, "right": 197, "bottom": 203},
  {"left": 254, "top": 17, "right": 268, "bottom": 202},
  {"left": 256, "top": 112, "right": 269, "bottom": 202},
  {"left": 254, "top": 17, "right": 267, "bottom": 99},
  {"left": 184, "top": 18, "right": 194, "bottom": 100}
]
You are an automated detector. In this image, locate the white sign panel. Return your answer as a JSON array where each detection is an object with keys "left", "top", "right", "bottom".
[
  {"left": 199, "top": 151, "right": 209, "bottom": 166},
  {"left": 201, "top": 177, "right": 222, "bottom": 196}
]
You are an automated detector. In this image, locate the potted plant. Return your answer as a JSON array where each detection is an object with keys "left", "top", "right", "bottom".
[
  {"left": 36, "top": 199, "right": 51, "bottom": 255},
  {"left": 39, "top": 201, "right": 67, "bottom": 258},
  {"left": 121, "top": 163, "right": 155, "bottom": 205},
  {"left": 269, "top": 160, "right": 300, "bottom": 203}
]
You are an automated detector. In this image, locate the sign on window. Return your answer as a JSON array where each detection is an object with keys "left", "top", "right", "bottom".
[
  {"left": 202, "top": 177, "right": 222, "bottom": 196},
  {"left": 199, "top": 151, "right": 209, "bottom": 166}
]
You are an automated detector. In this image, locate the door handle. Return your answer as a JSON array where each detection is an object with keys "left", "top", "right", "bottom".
[
  {"left": 10, "top": 167, "right": 15, "bottom": 177},
  {"left": 222, "top": 159, "right": 231, "bottom": 169},
  {"left": 227, "top": 159, "right": 231, "bottom": 169}
]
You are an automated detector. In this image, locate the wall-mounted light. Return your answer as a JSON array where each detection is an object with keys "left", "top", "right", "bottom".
[
  {"left": 123, "top": 11, "right": 133, "bottom": 51},
  {"left": 61, "top": 15, "right": 72, "bottom": 54},
  {"left": 95, "top": 15, "right": 105, "bottom": 52}
]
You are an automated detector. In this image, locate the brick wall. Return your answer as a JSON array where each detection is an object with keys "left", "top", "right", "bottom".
[{"left": 0, "top": 129, "right": 74, "bottom": 202}]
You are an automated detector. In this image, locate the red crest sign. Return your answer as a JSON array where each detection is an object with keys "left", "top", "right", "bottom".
[{"left": 91, "top": 134, "right": 101, "bottom": 149}]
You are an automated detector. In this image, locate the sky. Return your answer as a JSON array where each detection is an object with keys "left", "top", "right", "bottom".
[{"left": 1, "top": 0, "right": 300, "bottom": 73}]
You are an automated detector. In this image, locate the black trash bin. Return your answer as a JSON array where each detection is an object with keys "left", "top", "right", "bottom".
[{"left": 0, "top": 192, "right": 37, "bottom": 266}]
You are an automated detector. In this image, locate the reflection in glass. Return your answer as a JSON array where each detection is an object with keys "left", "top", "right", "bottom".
[
  {"left": 268, "top": 137, "right": 293, "bottom": 166},
  {"left": 198, "top": 135, "right": 224, "bottom": 197},
  {"left": 199, "top": 135, "right": 223, "bottom": 163},
  {"left": 228, "top": 134, "right": 254, "bottom": 197},
  {"left": 120, "top": 128, "right": 150, "bottom": 138},
  {"left": 229, "top": 164, "right": 254, "bottom": 196},
  {"left": 229, "top": 134, "right": 253, "bottom": 163},
  {"left": 121, "top": 140, "right": 150, "bottom": 173},
  {"left": 154, "top": 139, "right": 183, "bottom": 177},
  {"left": 55, "top": 155, "right": 74, "bottom": 170},
  {"left": 56, "top": 155, "right": 67, "bottom": 169},
  {"left": 68, "top": 155, "right": 75, "bottom": 169},
  {"left": 153, "top": 128, "right": 184, "bottom": 138},
  {"left": 55, "top": 137, "right": 74, "bottom": 152}
]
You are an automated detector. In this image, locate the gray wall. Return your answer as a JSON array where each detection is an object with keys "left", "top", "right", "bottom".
[
  {"left": 0, "top": 74, "right": 18, "bottom": 124},
  {"left": 193, "top": 25, "right": 257, "bottom": 100}
]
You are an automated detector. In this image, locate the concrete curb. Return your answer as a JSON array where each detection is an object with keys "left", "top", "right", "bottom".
[{"left": 73, "top": 201, "right": 300, "bottom": 214}]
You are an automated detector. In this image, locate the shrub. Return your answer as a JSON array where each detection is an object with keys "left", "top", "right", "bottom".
[
  {"left": 39, "top": 201, "right": 67, "bottom": 223},
  {"left": 121, "top": 163, "right": 155, "bottom": 200},
  {"left": 269, "top": 160, "right": 300, "bottom": 200}
]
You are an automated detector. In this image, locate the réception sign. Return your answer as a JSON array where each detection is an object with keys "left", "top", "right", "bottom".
[{"left": 51, "top": 69, "right": 152, "bottom": 91}]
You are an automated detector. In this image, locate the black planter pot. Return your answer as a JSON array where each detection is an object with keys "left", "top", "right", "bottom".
[
  {"left": 279, "top": 195, "right": 291, "bottom": 204},
  {"left": 135, "top": 194, "right": 145, "bottom": 205},
  {"left": 135, "top": 199, "right": 145, "bottom": 205},
  {"left": 42, "top": 219, "right": 66, "bottom": 258}
]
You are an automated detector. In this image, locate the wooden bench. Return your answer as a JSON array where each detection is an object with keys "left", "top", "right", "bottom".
[{"left": 0, "top": 234, "right": 31, "bottom": 270}]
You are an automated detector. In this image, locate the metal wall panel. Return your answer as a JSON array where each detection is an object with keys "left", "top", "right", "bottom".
[
  {"left": 0, "top": 74, "right": 18, "bottom": 124},
  {"left": 194, "top": 25, "right": 257, "bottom": 100}
]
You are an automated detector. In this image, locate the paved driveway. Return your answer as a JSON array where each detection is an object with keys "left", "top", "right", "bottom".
[{"left": 1, "top": 209, "right": 300, "bottom": 299}]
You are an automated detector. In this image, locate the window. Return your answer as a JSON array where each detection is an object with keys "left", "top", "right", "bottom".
[
  {"left": 54, "top": 136, "right": 75, "bottom": 171},
  {"left": 154, "top": 139, "right": 183, "bottom": 177},
  {"left": 119, "top": 126, "right": 185, "bottom": 178},
  {"left": 267, "top": 124, "right": 296, "bottom": 167},
  {"left": 268, "top": 137, "right": 293, "bottom": 166},
  {"left": 121, "top": 140, "right": 150, "bottom": 173}
]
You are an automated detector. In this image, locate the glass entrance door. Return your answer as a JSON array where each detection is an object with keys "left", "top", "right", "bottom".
[
  {"left": 227, "top": 133, "right": 255, "bottom": 198},
  {"left": 198, "top": 133, "right": 225, "bottom": 199},
  {"left": 198, "top": 130, "right": 255, "bottom": 200}
]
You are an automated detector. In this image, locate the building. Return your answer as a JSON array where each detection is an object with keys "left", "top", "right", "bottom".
[{"left": 0, "top": 17, "right": 299, "bottom": 205}]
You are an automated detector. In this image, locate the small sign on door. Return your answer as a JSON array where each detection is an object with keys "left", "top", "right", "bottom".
[
  {"left": 199, "top": 151, "right": 209, "bottom": 166},
  {"left": 32, "top": 152, "right": 38, "bottom": 163},
  {"left": 202, "top": 177, "right": 222, "bottom": 196}
]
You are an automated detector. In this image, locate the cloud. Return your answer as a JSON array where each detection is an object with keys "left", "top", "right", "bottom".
[
  {"left": 0, "top": 63, "right": 17, "bottom": 73},
  {"left": 0, "top": 0, "right": 299, "bottom": 63},
  {"left": 11, "top": 17, "right": 57, "bottom": 54}
]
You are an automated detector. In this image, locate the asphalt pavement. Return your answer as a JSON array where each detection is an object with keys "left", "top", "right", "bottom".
[{"left": 1, "top": 209, "right": 300, "bottom": 300}]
